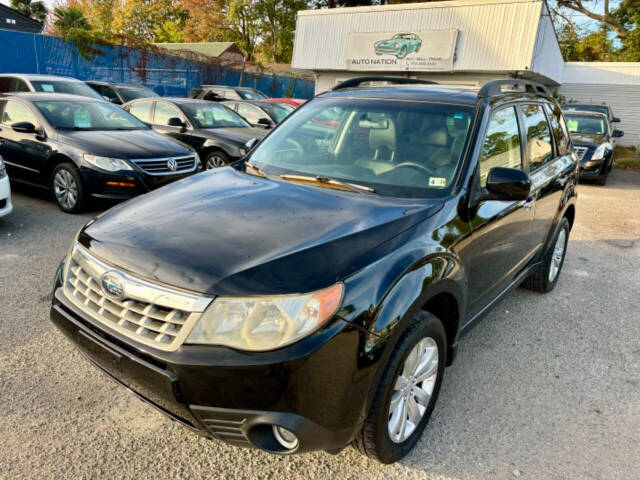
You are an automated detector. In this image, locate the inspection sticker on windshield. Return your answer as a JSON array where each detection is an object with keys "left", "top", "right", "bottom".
[{"left": 429, "top": 177, "right": 447, "bottom": 188}]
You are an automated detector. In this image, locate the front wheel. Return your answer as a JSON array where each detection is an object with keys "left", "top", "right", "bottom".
[
  {"left": 204, "top": 150, "right": 230, "bottom": 170},
  {"left": 521, "top": 217, "right": 570, "bottom": 292},
  {"left": 353, "top": 311, "right": 446, "bottom": 463},
  {"left": 396, "top": 46, "right": 408, "bottom": 59},
  {"left": 51, "top": 162, "right": 85, "bottom": 213}
]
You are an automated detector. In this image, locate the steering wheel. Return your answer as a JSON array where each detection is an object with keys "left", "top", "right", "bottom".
[
  {"left": 391, "top": 162, "right": 436, "bottom": 176},
  {"left": 285, "top": 137, "right": 305, "bottom": 156}
]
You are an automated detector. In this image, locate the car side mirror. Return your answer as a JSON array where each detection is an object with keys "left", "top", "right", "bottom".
[
  {"left": 11, "top": 121, "right": 37, "bottom": 134},
  {"left": 484, "top": 167, "right": 532, "bottom": 201},
  {"left": 257, "top": 118, "right": 272, "bottom": 127},
  {"left": 109, "top": 97, "right": 121, "bottom": 104},
  {"left": 167, "top": 117, "right": 187, "bottom": 131},
  {"left": 611, "top": 116, "right": 621, "bottom": 123},
  {"left": 245, "top": 137, "right": 260, "bottom": 151},
  {"left": 612, "top": 129, "right": 624, "bottom": 138}
]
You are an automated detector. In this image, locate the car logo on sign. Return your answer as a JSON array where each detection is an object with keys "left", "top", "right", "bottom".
[
  {"left": 167, "top": 158, "right": 178, "bottom": 171},
  {"left": 100, "top": 271, "right": 125, "bottom": 300}
]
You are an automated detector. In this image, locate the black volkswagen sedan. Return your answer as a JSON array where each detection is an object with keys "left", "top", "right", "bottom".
[
  {"left": 0, "top": 93, "right": 199, "bottom": 213},
  {"left": 51, "top": 78, "right": 577, "bottom": 463},
  {"left": 564, "top": 110, "right": 623, "bottom": 185},
  {"left": 123, "top": 98, "right": 265, "bottom": 169}
]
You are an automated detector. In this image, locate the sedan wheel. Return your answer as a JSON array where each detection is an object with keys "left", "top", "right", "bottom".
[
  {"left": 205, "top": 152, "right": 228, "bottom": 170},
  {"left": 54, "top": 169, "right": 78, "bottom": 210},
  {"left": 388, "top": 337, "right": 439, "bottom": 443},
  {"left": 548, "top": 227, "right": 567, "bottom": 282}
]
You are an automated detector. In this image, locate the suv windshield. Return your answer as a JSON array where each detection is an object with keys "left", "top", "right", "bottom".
[
  {"left": 31, "top": 80, "right": 103, "bottom": 100},
  {"left": 181, "top": 102, "right": 249, "bottom": 128},
  {"left": 248, "top": 98, "right": 475, "bottom": 198},
  {"left": 564, "top": 104, "right": 608, "bottom": 117},
  {"left": 238, "top": 89, "right": 267, "bottom": 100},
  {"left": 565, "top": 114, "right": 606, "bottom": 135},
  {"left": 118, "top": 86, "right": 158, "bottom": 102},
  {"left": 35, "top": 100, "right": 148, "bottom": 130}
]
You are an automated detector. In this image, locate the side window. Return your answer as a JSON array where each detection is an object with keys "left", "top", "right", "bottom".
[
  {"left": 479, "top": 106, "right": 522, "bottom": 186},
  {"left": 1, "top": 100, "right": 39, "bottom": 128},
  {"left": 520, "top": 104, "right": 554, "bottom": 171},
  {"left": 127, "top": 101, "right": 153, "bottom": 123},
  {"left": 154, "top": 102, "right": 184, "bottom": 125},
  {"left": 544, "top": 103, "right": 570, "bottom": 155},
  {"left": 13, "top": 79, "right": 29, "bottom": 92},
  {"left": 237, "top": 104, "right": 263, "bottom": 124},
  {"left": 0, "top": 77, "right": 28, "bottom": 92},
  {"left": 204, "top": 89, "right": 224, "bottom": 101}
]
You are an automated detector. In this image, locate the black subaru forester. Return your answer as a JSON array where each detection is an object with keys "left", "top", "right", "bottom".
[{"left": 51, "top": 78, "right": 577, "bottom": 464}]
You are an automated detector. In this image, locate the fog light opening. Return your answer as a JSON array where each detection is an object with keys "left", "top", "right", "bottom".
[{"left": 272, "top": 425, "right": 299, "bottom": 450}]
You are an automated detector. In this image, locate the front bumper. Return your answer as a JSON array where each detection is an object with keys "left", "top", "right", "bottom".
[
  {"left": 50, "top": 285, "right": 365, "bottom": 454},
  {"left": 0, "top": 175, "right": 13, "bottom": 218}
]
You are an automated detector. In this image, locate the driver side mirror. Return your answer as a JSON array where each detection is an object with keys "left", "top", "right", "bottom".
[
  {"left": 11, "top": 121, "right": 38, "bottom": 134},
  {"left": 612, "top": 129, "right": 624, "bottom": 138},
  {"left": 167, "top": 117, "right": 187, "bottom": 131},
  {"left": 257, "top": 118, "right": 272, "bottom": 127},
  {"left": 611, "top": 116, "right": 621, "bottom": 123},
  {"left": 482, "top": 167, "right": 532, "bottom": 202},
  {"left": 245, "top": 137, "right": 260, "bottom": 151}
]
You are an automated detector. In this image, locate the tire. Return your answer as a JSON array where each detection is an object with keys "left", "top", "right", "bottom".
[
  {"left": 353, "top": 311, "right": 447, "bottom": 464},
  {"left": 397, "top": 46, "right": 408, "bottom": 59},
  {"left": 204, "top": 150, "right": 230, "bottom": 170},
  {"left": 521, "top": 217, "right": 570, "bottom": 293},
  {"left": 597, "top": 167, "right": 608, "bottom": 185},
  {"left": 51, "top": 162, "right": 85, "bottom": 213}
]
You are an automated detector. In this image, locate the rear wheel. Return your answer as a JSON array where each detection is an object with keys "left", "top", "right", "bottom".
[
  {"left": 353, "top": 311, "right": 446, "bottom": 463},
  {"left": 51, "top": 162, "right": 85, "bottom": 213},
  {"left": 521, "top": 217, "right": 570, "bottom": 293},
  {"left": 204, "top": 151, "right": 230, "bottom": 170}
]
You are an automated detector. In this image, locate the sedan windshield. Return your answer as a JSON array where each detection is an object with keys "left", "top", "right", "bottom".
[
  {"left": 565, "top": 114, "right": 606, "bottom": 135},
  {"left": 238, "top": 89, "right": 267, "bottom": 100},
  {"left": 35, "top": 100, "right": 148, "bottom": 130},
  {"left": 117, "top": 86, "right": 158, "bottom": 102},
  {"left": 181, "top": 102, "right": 250, "bottom": 128},
  {"left": 248, "top": 99, "right": 475, "bottom": 198},
  {"left": 31, "top": 80, "right": 103, "bottom": 100},
  {"left": 564, "top": 104, "right": 608, "bottom": 116}
]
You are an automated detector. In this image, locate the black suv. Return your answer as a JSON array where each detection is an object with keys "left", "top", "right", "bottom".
[
  {"left": 563, "top": 109, "right": 623, "bottom": 185},
  {"left": 0, "top": 93, "right": 199, "bottom": 212},
  {"left": 50, "top": 78, "right": 577, "bottom": 463},
  {"left": 189, "top": 85, "right": 268, "bottom": 101}
]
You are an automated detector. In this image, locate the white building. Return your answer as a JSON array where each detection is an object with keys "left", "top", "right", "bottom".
[{"left": 292, "top": 0, "right": 640, "bottom": 146}]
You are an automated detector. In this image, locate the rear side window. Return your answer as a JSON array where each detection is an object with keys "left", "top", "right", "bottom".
[
  {"left": 154, "top": 101, "right": 184, "bottom": 125},
  {"left": 1, "top": 100, "right": 40, "bottom": 128},
  {"left": 0, "top": 77, "right": 29, "bottom": 92},
  {"left": 545, "top": 103, "right": 570, "bottom": 155},
  {"left": 520, "top": 104, "right": 554, "bottom": 171},
  {"left": 128, "top": 101, "right": 153, "bottom": 123},
  {"left": 479, "top": 106, "right": 522, "bottom": 186},
  {"left": 237, "top": 103, "right": 264, "bottom": 124}
]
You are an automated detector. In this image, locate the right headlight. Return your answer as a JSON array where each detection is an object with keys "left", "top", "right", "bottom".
[
  {"left": 591, "top": 142, "right": 612, "bottom": 161},
  {"left": 83, "top": 154, "right": 133, "bottom": 172},
  {"left": 186, "top": 283, "right": 344, "bottom": 351}
]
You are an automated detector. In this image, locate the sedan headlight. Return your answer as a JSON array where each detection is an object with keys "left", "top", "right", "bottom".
[
  {"left": 83, "top": 154, "right": 133, "bottom": 172},
  {"left": 186, "top": 283, "right": 344, "bottom": 351},
  {"left": 591, "top": 142, "right": 612, "bottom": 161},
  {"left": 0, "top": 156, "right": 6, "bottom": 178}
]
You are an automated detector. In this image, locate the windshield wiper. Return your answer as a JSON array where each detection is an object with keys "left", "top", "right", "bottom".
[
  {"left": 244, "top": 161, "right": 266, "bottom": 178},
  {"left": 278, "top": 174, "right": 375, "bottom": 194}
]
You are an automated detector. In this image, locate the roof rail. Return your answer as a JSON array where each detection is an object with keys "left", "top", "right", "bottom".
[
  {"left": 331, "top": 76, "right": 438, "bottom": 91},
  {"left": 478, "top": 79, "right": 551, "bottom": 98}
]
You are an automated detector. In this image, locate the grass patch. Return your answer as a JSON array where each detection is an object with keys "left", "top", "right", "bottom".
[{"left": 613, "top": 146, "right": 640, "bottom": 172}]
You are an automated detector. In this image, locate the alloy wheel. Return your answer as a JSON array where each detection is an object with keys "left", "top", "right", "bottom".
[
  {"left": 206, "top": 154, "right": 226, "bottom": 170},
  {"left": 53, "top": 169, "right": 78, "bottom": 210},
  {"left": 548, "top": 228, "right": 567, "bottom": 282},
  {"left": 388, "top": 337, "right": 439, "bottom": 443}
]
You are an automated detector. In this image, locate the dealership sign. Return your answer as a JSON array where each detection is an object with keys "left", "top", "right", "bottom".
[{"left": 345, "top": 29, "right": 458, "bottom": 71}]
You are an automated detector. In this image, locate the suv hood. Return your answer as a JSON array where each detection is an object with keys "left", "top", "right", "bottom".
[
  {"left": 58, "top": 129, "right": 192, "bottom": 159},
  {"left": 80, "top": 168, "right": 443, "bottom": 295},
  {"left": 200, "top": 127, "right": 265, "bottom": 145},
  {"left": 570, "top": 132, "right": 606, "bottom": 146}
]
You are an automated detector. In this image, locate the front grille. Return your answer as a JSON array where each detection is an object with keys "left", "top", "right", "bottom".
[
  {"left": 63, "top": 244, "right": 212, "bottom": 351},
  {"left": 131, "top": 156, "right": 196, "bottom": 175},
  {"left": 574, "top": 146, "right": 588, "bottom": 161}
]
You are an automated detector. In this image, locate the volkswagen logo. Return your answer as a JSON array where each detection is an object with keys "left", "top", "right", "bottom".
[
  {"left": 167, "top": 158, "right": 178, "bottom": 171},
  {"left": 100, "top": 271, "right": 126, "bottom": 300}
]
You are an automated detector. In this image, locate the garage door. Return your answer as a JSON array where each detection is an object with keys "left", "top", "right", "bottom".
[{"left": 560, "top": 83, "right": 640, "bottom": 147}]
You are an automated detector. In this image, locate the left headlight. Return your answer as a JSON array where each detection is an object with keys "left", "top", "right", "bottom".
[
  {"left": 83, "top": 154, "right": 133, "bottom": 172},
  {"left": 591, "top": 142, "right": 612, "bottom": 161},
  {"left": 0, "top": 155, "right": 6, "bottom": 178},
  {"left": 186, "top": 283, "right": 344, "bottom": 351}
]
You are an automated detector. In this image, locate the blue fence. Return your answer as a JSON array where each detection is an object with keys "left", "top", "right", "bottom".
[{"left": 0, "top": 29, "right": 315, "bottom": 98}]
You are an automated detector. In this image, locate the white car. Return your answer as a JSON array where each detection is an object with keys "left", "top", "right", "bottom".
[{"left": 0, "top": 156, "right": 13, "bottom": 218}]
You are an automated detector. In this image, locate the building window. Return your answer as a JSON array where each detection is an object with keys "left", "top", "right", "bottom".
[{"left": 6, "top": 18, "right": 16, "bottom": 24}]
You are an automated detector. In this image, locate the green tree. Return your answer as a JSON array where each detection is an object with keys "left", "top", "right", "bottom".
[
  {"left": 10, "top": 0, "right": 47, "bottom": 23},
  {"left": 112, "top": 0, "right": 187, "bottom": 41},
  {"left": 155, "top": 20, "right": 185, "bottom": 43},
  {"left": 254, "top": 0, "right": 307, "bottom": 63},
  {"left": 53, "top": 5, "right": 91, "bottom": 35},
  {"left": 225, "top": 0, "right": 260, "bottom": 60}
]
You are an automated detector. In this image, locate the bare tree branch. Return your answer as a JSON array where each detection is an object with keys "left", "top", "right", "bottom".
[{"left": 556, "top": 0, "right": 628, "bottom": 38}]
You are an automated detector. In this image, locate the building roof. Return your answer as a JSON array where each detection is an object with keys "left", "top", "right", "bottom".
[
  {"left": 563, "top": 62, "right": 640, "bottom": 85},
  {"left": 0, "top": 3, "right": 43, "bottom": 33},
  {"left": 155, "top": 42, "right": 240, "bottom": 59},
  {"left": 292, "top": 0, "right": 563, "bottom": 84}
]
